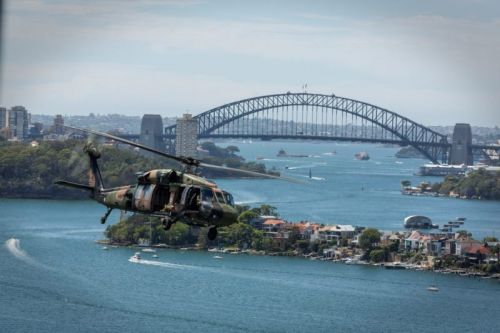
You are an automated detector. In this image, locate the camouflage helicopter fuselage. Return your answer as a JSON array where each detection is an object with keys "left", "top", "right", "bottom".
[{"left": 95, "top": 169, "right": 238, "bottom": 228}]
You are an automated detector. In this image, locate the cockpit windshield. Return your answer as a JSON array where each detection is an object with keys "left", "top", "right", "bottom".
[
  {"left": 223, "top": 191, "right": 235, "bottom": 206},
  {"left": 214, "top": 191, "right": 225, "bottom": 204},
  {"left": 201, "top": 188, "right": 214, "bottom": 203}
]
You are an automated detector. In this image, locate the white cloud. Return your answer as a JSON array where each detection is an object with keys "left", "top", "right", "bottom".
[{"left": 2, "top": 1, "right": 499, "bottom": 126}]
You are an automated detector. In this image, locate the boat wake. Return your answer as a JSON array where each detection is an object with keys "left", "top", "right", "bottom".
[
  {"left": 4, "top": 238, "right": 46, "bottom": 269},
  {"left": 131, "top": 259, "right": 195, "bottom": 270}
]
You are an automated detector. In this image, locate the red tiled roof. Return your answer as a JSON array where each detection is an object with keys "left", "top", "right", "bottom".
[
  {"left": 263, "top": 219, "right": 285, "bottom": 225},
  {"left": 463, "top": 244, "right": 490, "bottom": 255}
]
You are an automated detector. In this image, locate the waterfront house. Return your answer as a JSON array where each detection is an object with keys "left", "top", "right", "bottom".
[
  {"left": 461, "top": 243, "right": 490, "bottom": 263},
  {"left": 295, "top": 221, "right": 321, "bottom": 241},
  {"left": 249, "top": 215, "right": 278, "bottom": 230},
  {"left": 422, "top": 235, "right": 446, "bottom": 256},
  {"left": 317, "top": 225, "right": 356, "bottom": 242},
  {"left": 404, "top": 230, "right": 424, "bottom": 251},
  {"left": 444, "top": 239, "right": 457, "bottom": 255},
  {"left": 262, "top": 219, "right": 285, "bottom": 237},
  {"left": 456, "top": 240, "right": 482, "bottom": 256}
]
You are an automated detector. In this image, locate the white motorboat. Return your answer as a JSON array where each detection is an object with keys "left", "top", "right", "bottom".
[
  {"left": 213, "top": 255, "right": 223, "bottom": 259},
  {"left": 427, "top": 286, "right": 439, "bottom": 292},
  {"left": 152, "top": 254, "right": 159, "bottom": 258},
  {"left": 129, "top": 252, "right": 141, "bottom": 263},
  {"left": 142, "top": 248, "right": 156, "bottom": 253}
]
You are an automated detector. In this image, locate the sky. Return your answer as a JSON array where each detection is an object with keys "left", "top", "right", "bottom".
[{"left": 1, "top": 0, "right": 499, "bottom": 127}]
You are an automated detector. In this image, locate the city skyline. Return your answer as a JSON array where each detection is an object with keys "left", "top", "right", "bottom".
[{"left": 1, "top": 0, "right": 500, "bottom": 127}]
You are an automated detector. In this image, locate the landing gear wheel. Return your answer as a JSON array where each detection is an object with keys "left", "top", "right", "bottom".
[
  {"left": 162, "top": 218, "right": 174, "bottom": 231},
  {"left": 207, "top": 227, "right": 218, "bottom": 241}
]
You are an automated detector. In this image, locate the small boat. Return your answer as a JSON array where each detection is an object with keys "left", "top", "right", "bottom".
[
  {"left": 354, "top": 151, "right": 370, "bottom": 160},
  {"left": 101, "top": 246, "right": 109, "bottom": 250},
  {"left": 213, "top": 255, "right": 223, "bottom": 259},
  {"left": 129, "top": 252, "right": 141, "bottom": 263},
  {"left": 427, "top": 286, "right": 439, "bottom": 292},
  {"left": 152, "top": 254, "right": 159, "bottom": 258},
  {"left": 142, "top": 248, "right": 156, "bottom": 253}
]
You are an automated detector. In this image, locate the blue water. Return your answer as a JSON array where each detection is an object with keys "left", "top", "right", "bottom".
[
  {"left": 1, "top": 141, "right": 500, "bottom": 332},
  {"left": 214, "top": 140, "right": 500, "bottom": 239}
]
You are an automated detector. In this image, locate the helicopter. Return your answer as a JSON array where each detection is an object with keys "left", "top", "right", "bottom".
[{"left": 55, "top": 126, "right": 294, "bottom": 240}]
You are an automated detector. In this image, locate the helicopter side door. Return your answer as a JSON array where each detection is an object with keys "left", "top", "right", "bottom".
[{"left": 133, "top": 184, "right": 156, "bottom": 212}]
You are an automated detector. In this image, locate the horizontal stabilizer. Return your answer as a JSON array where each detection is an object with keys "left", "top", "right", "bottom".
[{"left": 54, "top": 180, "right": 94, "bottom": 191}]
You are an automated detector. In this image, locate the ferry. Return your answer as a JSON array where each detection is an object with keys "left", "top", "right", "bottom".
[{"left": 129, "top": 252, "right": 141, "bottom": 263}]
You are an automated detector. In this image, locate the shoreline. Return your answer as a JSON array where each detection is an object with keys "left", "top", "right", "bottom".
[{"left": 96, "top": 240, "right": 500, "bottom": 281}]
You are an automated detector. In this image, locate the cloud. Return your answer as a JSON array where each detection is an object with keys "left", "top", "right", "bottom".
[{"left": 2, "top": 1, "right": 499, "bottom": 125}]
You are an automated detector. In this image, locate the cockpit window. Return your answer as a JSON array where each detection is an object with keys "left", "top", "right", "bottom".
[
  {"left": 215, "top": 191, "right": 225, "bottom": 204},
  {"left": 223, "top": 191, "right": 234, "bottom": 206},
  {"left": 201, "top": 188, "right": 214, "bottom": 203}
]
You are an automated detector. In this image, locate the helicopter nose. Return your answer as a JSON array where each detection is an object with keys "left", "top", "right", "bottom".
[{"left": 211, "top": 208, "right": 224, "bottom": 220}]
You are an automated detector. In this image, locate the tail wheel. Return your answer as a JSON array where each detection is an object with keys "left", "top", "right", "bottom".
[{"left": 207, "top": 226, "right": 218, "bottom": 241}]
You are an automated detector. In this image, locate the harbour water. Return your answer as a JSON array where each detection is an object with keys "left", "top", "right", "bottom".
[{"left": 1, "top": 141, "right": 499, "bottom": 332}]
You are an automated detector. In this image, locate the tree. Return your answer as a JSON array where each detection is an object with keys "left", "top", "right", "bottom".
[
  {"left": 258, "top": 204, "right": 278, "bottom": 216},
  {"left": 358, "top": 228, "right": 381, "bottom": 250},
  {"left": 226, "top": 145, "right": 240, "bottom": 155},
  {"left": 222, "top": 222, "right": 255, "bottom": 249},
  {"left": 369, "top": 249, "right": 385, "bottom": 263},
  {"left": 237, "top": 210, "right": 260, "bottom": 224},
  {"left": 484, "top": 236, "right": 499, "bottom": 242}
]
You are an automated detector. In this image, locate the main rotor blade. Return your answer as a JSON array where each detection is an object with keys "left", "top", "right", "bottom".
[
  {"left": 64, "top": 125, "right": 302, "bottom": 183},
  {"left": 63, "top": 125, "right": 193, "bottom": 166},
  {"left": 198, "top": 162, "right": 304, "bottom": 184}
]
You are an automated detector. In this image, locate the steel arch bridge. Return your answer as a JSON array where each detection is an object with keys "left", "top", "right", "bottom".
[{"left": 165, "top": 92, "right": 450, "bottom": 163}]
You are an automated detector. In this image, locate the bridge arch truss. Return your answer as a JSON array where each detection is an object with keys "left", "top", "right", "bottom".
[{"left": 165, "top": 93, "right": 449, "bottom": 163}]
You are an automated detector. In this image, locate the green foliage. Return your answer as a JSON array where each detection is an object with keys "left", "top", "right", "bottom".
[
  {"left": 0, "top": 140, "right": 165, "bottom": 199},
  {"left": 484, "top": 236, "right": 499, "bottom": 242},
  {"left": 369, "top": 249, "right": 385, "bottom": 263},
  {"left": 358, "top": 228, "right": 381, "bottom": 250},
  {"left": 106, "top": 215, "right": 197, "bottom": 246},
  {"left": 237, "top": 210, "right": 260, "bottom": 224},
  {"left": 432, "top": 170, "right": 500, "bottom": 200},
  {"left": 220, "top": 222, "right": 256, "bottom": 249},
  {"left": 198, "top": 141, "right": 277, "bottom": 177}
]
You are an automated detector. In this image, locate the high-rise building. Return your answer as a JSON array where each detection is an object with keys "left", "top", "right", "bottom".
[
  {"left": 0, "top": 107, "right": 7, "bottom": 129},
  {"left": 175, "top": 113, "right": 198, "bottom": 157},
  {"left": 8, "top": 106, "right": 29, "bottom": 139},
  {"left": 140, "top": 114, "right": 164, "bottom": 153},
  {"left": 53, "top": 114, "right": 64, "bottom": 134}
]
